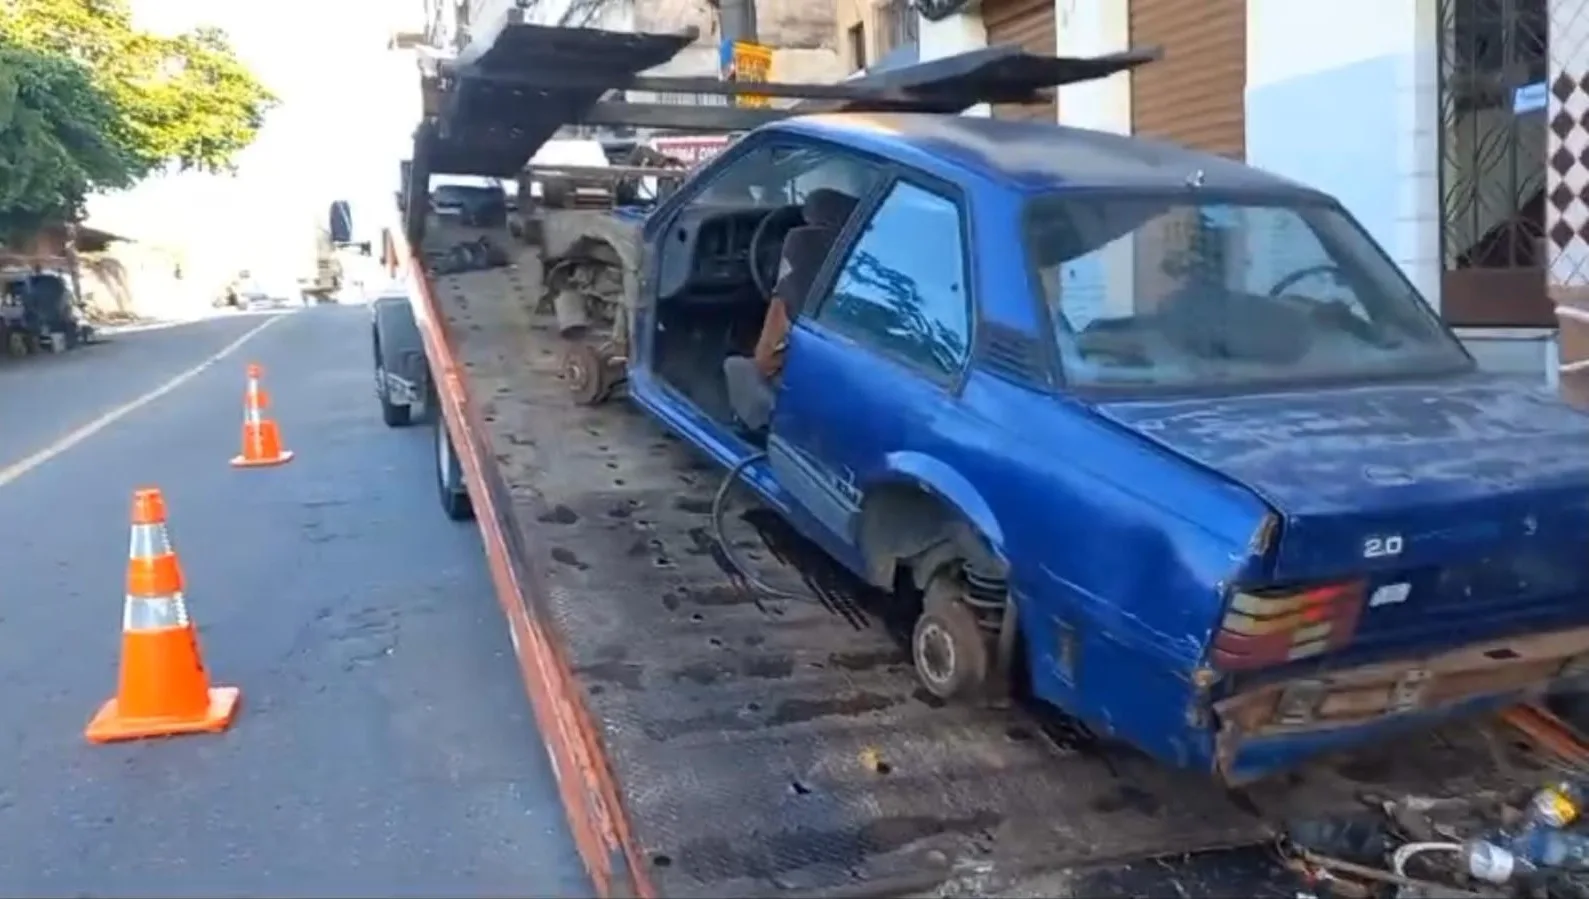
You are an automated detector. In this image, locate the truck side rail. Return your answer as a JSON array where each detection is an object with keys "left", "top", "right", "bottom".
[{"left": 393, "top": 224, "right": 651, "bottom": 897}]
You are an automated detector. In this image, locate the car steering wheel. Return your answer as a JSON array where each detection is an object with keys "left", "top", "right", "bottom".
[
  {"left": 1267, "top": 263, "right": 1388, "bottom": 344},
  {"left": 748, "top": 205, "right": 805, "bottom": 299},
  {"left": 1268, "top": 264, "right": 1346, "bottom": 298}
]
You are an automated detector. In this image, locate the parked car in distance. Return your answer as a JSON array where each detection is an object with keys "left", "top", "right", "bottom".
[{"left": 430, "top": 175, "right": 511, "bottom": 227}]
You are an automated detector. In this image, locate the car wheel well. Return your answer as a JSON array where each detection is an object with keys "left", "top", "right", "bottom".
[
  {"left": 566, "top": 236, "right": 622, "bottom": 265},
  {"left": 547, "top": 238, "right": 624, "bottom": 290},
  {"left": 864, "top": 483, "right": 1018, "bottom": 704},
  {"left": 546, "top": 239, "right": 629, "bottom": 316},
  {"left": 858, "top": 482, "right": 1002, "bottom": 591}
]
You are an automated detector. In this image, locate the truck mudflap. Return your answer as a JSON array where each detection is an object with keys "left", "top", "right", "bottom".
[
  {"left": 408, "top": 220, "right": 1576, "bottom": 898},
  {"left": 1213, "top": 624, "right": 1589, "bottom": 785}
]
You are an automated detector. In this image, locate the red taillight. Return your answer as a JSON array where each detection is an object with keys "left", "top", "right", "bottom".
[{"left": 1210, "top": 581, "right": 1367, "bottom": 671}]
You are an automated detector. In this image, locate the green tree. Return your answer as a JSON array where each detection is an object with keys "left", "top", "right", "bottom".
[
  {"left": 0, "top": 41, "right": 133, "bottom": 240},
  {"left": 0, "top": 0, "right": 276, "bottom": 238}
]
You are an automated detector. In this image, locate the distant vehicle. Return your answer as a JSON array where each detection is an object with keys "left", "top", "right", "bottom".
[
  {"left": 2, "top": 268, "right": 91, "bottom": 350},
  {"left": 238, "top": 272, "right": 302, "bottom": 308},
  {"left": 526, "top": 138, "right": 614, "bottom": 209},
  {"left": 429, "top": 176, "right": 511, "bottom": 227}
]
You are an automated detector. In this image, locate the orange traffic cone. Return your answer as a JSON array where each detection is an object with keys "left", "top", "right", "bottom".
[
  {"left": 85, "top": 488, "right": 241, "bottom": 744},
  {"left": 230, "top": 362, "right": 294, "bottom": 467}
]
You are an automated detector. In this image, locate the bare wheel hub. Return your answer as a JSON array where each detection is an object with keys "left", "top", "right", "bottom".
[
  {"left": 564, "top": 349, "right": 590, "bottom": 391},
  {"left": 915, "top": 620, "right": 958, "bottom": 689},
  {"left": 562, "top": 342, "right": 613, "bottom": 406}
]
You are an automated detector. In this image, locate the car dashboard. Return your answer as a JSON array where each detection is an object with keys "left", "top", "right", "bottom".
[{"left": 656, "top": 207, "right": 770, "bottom": 303}]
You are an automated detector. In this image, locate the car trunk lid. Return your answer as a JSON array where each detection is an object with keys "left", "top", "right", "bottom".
[{"left": 1094, "top": 379, "right": 1589, "bottom": 661}]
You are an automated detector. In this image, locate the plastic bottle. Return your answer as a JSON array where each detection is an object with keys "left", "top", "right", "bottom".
[
  {"left": 1465, "top": 838, "right": 1532, "bottom": 884},
  {"left": 1464, "top": 828, "right": 1589, "bottom": 884},
  {"left": 1527, "top": 780, "right": 1587, "bottom": 828}
]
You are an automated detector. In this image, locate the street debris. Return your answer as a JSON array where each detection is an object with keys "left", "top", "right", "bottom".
[
  {"left": 425, "top": 236, "right": 511, "bottom": 275},
  {"left": 1282, "top": 775, "right": 1589, "bottom": 898}
]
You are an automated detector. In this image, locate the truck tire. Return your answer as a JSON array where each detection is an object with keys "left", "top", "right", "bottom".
[
  {"left": 434, "top": 411, "right": 474, "bottom": 521},
  {"left": 912, "top": 574, "right": 990, "bottom": 702},
  {"left": 373, "top": 327, "right": 413, "bottom": 427}
]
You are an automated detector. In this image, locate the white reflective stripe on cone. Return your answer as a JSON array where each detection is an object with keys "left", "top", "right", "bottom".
[
  {"left": 128, "top": 523, "right": 174, "bottom": 559},
  {"left": 124, "top": 593, "right": 190, "bottom": 631}
]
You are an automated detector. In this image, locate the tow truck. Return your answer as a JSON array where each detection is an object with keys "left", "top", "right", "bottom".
[{"left": 373, "top": 20, "right": 1589, "bottom": 898}]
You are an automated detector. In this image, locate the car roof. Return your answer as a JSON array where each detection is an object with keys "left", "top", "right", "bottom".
[{"left": 775, "top": 113, "right": 1325, "bottom": 199}]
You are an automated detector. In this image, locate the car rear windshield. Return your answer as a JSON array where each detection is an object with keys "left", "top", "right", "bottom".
[{"left": 1023, "top": 192, "right": 1473, "bottom": 392}]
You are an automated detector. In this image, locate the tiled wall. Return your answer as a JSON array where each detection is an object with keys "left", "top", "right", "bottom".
[{"left": 1548, "top": 0, "right": 1589, "bottom": 404}]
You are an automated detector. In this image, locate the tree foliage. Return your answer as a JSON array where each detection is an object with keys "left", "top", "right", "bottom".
[
  {"left": 0, "top": 41, "right": 132, "bottom": 239},
  {"left": 0, "top": 0, "right": 276, "bottom": 239}
]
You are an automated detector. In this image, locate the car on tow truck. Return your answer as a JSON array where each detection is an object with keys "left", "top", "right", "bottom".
[
  {"left": 377, "top": 23, "right": 1589, "bottom": 896},
  {"left": 559, "top": 110, "right": 1589, "bottom": 785}
]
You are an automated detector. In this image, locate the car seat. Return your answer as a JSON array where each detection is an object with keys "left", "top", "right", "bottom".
[{"left": 775, "top": 189, "right": 859, "bottom": 315}]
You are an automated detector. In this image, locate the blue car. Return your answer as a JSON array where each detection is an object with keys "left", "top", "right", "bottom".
[{"left": 601, "top": 112, "right": 1589, "bottom": 784}]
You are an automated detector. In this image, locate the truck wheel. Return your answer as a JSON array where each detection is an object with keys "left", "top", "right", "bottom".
[
  {"left": 434, "top": 413, "right": 474, "bottom": 521},
  {"left": 912, "top": 574, "right": 990, "bottom": 702},
  {"left": 373, "top": 329, "right": 412, "bottom": 427}
]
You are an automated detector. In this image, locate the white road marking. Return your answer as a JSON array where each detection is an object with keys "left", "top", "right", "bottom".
[
  {"left": 0, "top": 314, "right": 287, "bottom": 490},
  {"left": 90, "top": 307, "right": 286, "bottom": 337}
]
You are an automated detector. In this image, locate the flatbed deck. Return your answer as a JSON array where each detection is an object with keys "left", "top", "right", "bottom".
[{"left": 415, "top": 219, "right": 1563, "bottom": 898}]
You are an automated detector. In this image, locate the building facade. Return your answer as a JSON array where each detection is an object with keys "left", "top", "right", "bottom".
[
  {"left": 836, "top": 0, "right": 920, "bottom": 74},
  {"left": 432, "top": 0, "right": 843, "bottom": 83},
  {"left": 835, "top": 0, "right": 1582, "bottom": 401}
]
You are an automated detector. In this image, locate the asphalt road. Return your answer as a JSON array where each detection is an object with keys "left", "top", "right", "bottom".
[{"left": 0, "top": 307, "right": 590, "bottom": 897}]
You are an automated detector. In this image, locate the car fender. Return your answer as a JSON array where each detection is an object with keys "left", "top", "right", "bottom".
[{"left": 541, "top": 211, "right": 645, "bottom": 307}]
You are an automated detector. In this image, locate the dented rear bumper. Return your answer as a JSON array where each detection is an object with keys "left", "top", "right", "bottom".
[{"left": 1210, "top": 623, "right": 1589, "bottom": 784}]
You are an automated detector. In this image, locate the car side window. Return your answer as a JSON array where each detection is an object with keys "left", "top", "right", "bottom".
[{"left": 815, "top": 181, "right": 972, "bottom": 380}]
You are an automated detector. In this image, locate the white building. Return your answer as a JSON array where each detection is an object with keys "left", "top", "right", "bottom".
[{"left": 836, "top": 0, "right": 1584, "bottom": 403}]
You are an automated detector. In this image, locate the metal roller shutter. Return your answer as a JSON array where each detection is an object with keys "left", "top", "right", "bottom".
[
  {"left": 1126, "top": 0, "right": 1245, "bottom": 307},
  {"left": 1128, "top": 0, "right": 1246, "bottom": 159},
  {"left": 984, "top": 0, "right": 1056, "bottom": 122}
]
